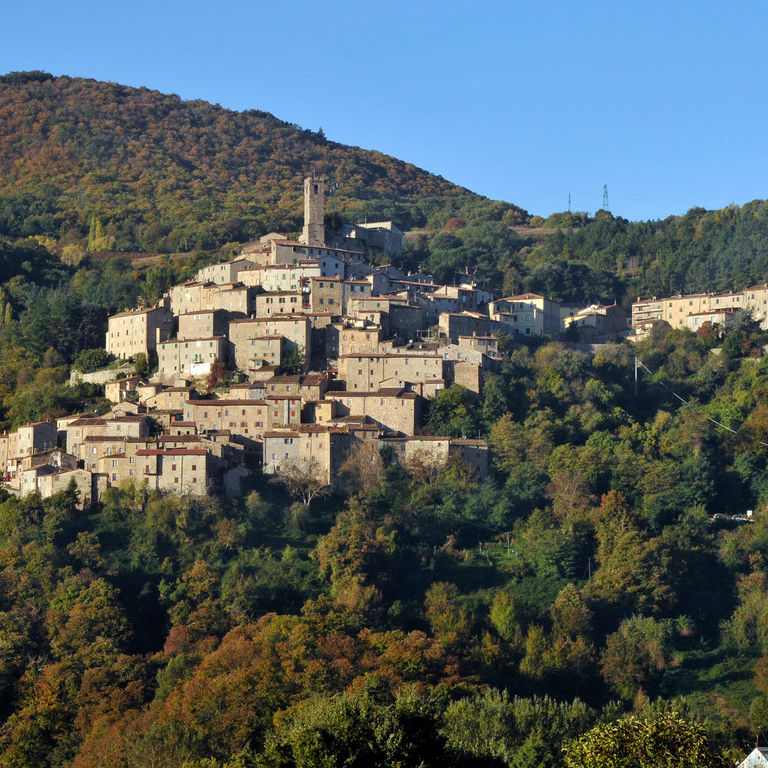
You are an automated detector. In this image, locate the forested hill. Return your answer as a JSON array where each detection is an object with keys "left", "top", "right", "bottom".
[
  {"left": 4, "top": 71, "right": 768, "bottom": 306},
  {"left": 0, "top": 71, "right": 528, "bottom": 253}
]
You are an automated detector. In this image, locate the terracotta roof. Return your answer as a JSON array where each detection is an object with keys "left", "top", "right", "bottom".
[
  {"left": 230, "top": 315, "right": 309, "bottom": 323},
  {"left": 177, "top": 309, "right": 226, "bottom": 316},
  {"left": 499, "top": 293, "right": 547, "bottom": 301},
  {"left": 67, "top": 418, "right": 107, "bottom": 427},
  {"left": 135, "top": 448, "right": 208, "bottom": 456},
  {"left": 325, "top": 388, "right": 417, "bottom": 399},
  {"left": 109, "top": 306, "right": 167, "bottom": 318},
  {"left": 159, "top": 336, "right": 226, "bottom": 344},
  {"left": 338, "top": 352, "right": 441, "bottom": 360},
  {"left": 185, "top": 399, "right": 269, "bottom": 406}
]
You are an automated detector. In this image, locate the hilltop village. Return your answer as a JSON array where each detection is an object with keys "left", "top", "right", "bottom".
[{"left": 7, "top": 176, "right": 758, "bottom": 505}]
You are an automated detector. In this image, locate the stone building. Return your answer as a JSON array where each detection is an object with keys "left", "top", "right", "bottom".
[
  {"left": 300, "top": 176, "right": 325, "bottom": 246},
  {"left": 133, "top": 448, "right": 211, "bottom": 494},
  {"left": 157, "top": 336, "right": 229, "bottom": 378},
  {"left": 194, "top": 258, "right": 257, "bottom": 285},
  {"left": 439, "top": 312, "right": 491, "bottom": 341},
  {"left": 178, "top": 309, "right": 232, "bottom": 340},
  {"left": 323, "top": 388, "right": 421, "bottom": 434},
  {"left": 489, "top": 293, "right": 561, "bottom": 336},
  {"left": 229, "top": 316, "right": 310, "bottom": 372},
  {"left": 254, "top": 291, "right": 304, "bottom": 316},
  {"left": 307, "top": 277, "right": 372, "bottom": 314},
  {"left": 104, "top": 376, "right": 142, "bottom": 404},
  {"left": 562, "top": 303, "right": 628, "bottom": 341},
  {"left": 338, "top": 352, "right": 444, "bottom": 391},
  {"left": 238, "top": 261, "right": 321, "bottom": 292},
  {"left": 182, "top": 396, "right": 301, "bottom": 438},
  {"left": 106, "top": 306, "right": 173, "bottom": 359}
]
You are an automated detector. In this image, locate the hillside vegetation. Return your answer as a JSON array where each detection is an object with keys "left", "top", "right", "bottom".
[
  {"left": 0, "top": 71, "right": 526, "bottom": 255},
  {"left": 4, "top": 72, "right": 768, "bottom": 309}
]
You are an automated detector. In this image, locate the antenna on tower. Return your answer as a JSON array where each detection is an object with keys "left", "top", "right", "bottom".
[
  {"left": 602, "top": 184, "right": 610, "bottom": 211},
  {"left": 568, "top": 192, "right": 571, "bottom": 213}
]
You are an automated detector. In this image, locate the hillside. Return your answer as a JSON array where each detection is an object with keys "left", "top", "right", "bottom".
[
  {"left": 5, "top": 72, "right": 768, "bottom": 308},
  {"left": 0, "top": 71, "right": 528, "bottom": 254}
]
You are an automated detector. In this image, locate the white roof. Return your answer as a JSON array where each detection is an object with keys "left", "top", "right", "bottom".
[{"left": 739, "top": 747, "right": 768, "bottom": 768}]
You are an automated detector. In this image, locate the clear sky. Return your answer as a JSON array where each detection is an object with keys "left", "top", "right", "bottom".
[{"left": 2, "top": 0, "right": 768, "bottom": 222}]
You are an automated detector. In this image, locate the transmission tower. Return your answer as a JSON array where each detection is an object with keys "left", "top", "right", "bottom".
[
  {"left": 568, "top": 192, "right": 571, "bottom": 213},
  {"left": 602, "top": 184, "right": 610, "bottom": 211}
]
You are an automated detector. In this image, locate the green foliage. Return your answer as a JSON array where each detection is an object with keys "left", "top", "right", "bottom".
[
  {"left": 564, "top": 710, "right": 730, "bottom": 768},
  {"left": 72, "top": 347, "right": 111, "bottom": 373},
  {"left": 442, "top": 690, "right": 601, "bottom": 768}
]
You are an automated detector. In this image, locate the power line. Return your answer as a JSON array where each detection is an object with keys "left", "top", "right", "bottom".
[{"left": 636, "top": 357, "right": 768, "bottom": 447}]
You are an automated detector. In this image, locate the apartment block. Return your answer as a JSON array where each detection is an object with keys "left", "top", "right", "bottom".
[{"left": 631, "top": 285, "right": 768, "bottom": 330}]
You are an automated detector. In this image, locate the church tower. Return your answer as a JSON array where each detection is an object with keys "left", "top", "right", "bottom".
[{"left": 300, "top": 175, "right": 325, "bottom": 246}]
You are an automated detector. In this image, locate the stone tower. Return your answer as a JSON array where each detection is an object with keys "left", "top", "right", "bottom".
[{"left": 300, "top": 175, "right": 325, "bottom": 246}]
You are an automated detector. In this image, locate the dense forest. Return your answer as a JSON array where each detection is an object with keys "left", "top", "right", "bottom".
[{"left": 4, "top": 70, "right": 768, "bottom": 766}]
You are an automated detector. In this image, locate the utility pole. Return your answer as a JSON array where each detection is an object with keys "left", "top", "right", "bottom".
[{"left": 634, "top": 356, "right": 639, "bottom": 397}]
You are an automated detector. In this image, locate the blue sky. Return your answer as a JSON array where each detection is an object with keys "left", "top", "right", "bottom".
[{"left": 2, "top": 0, "right": 768, "bottom": 221}]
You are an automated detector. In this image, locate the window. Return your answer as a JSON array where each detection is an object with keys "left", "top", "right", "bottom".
[
  {"left": 112, "top": 459, "right": 118, "bottom": 468},
  {"left": 172, "top": 464, "right": 177, "bottom": 471},
  {"left": 129, "top": 457, "right": 135, "bottom": 464}
]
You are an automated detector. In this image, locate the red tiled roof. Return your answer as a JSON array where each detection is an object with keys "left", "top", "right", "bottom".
[{"left": 135, "top": 448, "right": 208, "bottom": 456}]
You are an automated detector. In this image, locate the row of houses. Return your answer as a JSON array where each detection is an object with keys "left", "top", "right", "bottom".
[{"left": 631, "top": 284, "right": 768, "bottom": 331}]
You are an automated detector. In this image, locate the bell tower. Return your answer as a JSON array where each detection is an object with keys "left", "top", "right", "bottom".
[{"left": 300, "top": 175, "right": 325, "bottom": 246}]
